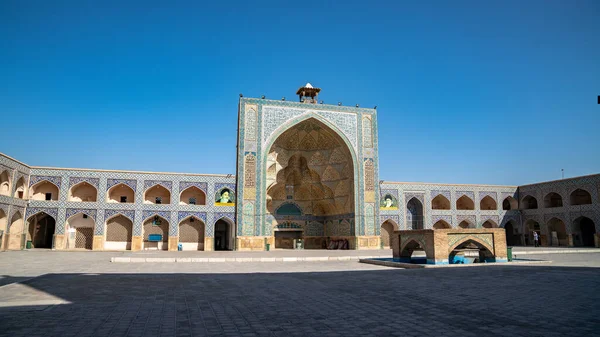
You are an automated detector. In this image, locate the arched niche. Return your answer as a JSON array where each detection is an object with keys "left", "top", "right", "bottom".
[
  {"left": 66, "top": 213, "right": 94, "bottom": 249},
  {"left": 431, "top": 195, "right": 450, "bottom": 210},
  {"left": 546, "top": 217, "right": 567, "bottom": 246},
  {"left": 13, "top": 177, "right": 26, "bottom": 199},
  {"left": 572, "top": 216, "right": 596, "bottom": 247},
  {"left": 543, "top": 192, "right": 563, "bottom": 208},
  {"left": 432, "top": 220, "right": 451, "bottom": 229},
  {"left": 107, "top": 183, "right": 135, "bottom": 203},
  {"left": 26, "top": 212, "right": 56, "bottom": 249},
  {"left": 214, "top": 218, "right": 235, "bottom": 251},
  {"left": 30, "top": 180, "right": 59, "bottom": 201},
  {"left": 0, "top": 208, "right": 7, "bottom": 235},
  {"left": 142, "top": 215, "right": 169, "bottom": 250},
  {"left": 144, "top": 185, "right": 171, "bottom": 204},
  {"left": 179, "top": 186, "right": 206, "bottom": 205},
  {"left": 406, "top": 197, "right": 424, "bottom": 230},
  {"left": 69, "top": 181, "right": 98, "bottom": 202},
  {"left": 456, "top": 195, "right": 474, "bottom": 210},
  {"left": 522, "top": 195, "right": 538, "bottom": 210},
  {"left": 481, "top": 220, "right": 498, "bottom": 228},
  {"left": 570, "top": 189, "right": 592, "bottom": 206},
  {"left": 104, "top": 214, "right": 133, "bottom": 250},
  {"left": 504, "top": 220, "right": 520, "bottom": 246},
  {"left": 502, "top": 196, "right": 518, "bottom": 210},
  {"left": 179, "top": 216, "right": 205, "bottom": 251},
  {"left": 7, "top": 211, "right": 24, "bottom": 249},
  {"left": 479, "top": 196, "right": 497, "bottom": 210},
  {"left": 458, "top": 220, "right": 474, "bottom": 229},
  {"left": 0, "top": 170, "right": 10, "bottom": 196},
  {"left": 524, "top": 219, "right": 541, "bottom": 246},
  {"left": 380, "top": 219, "right": 398, "bottom": 248}
]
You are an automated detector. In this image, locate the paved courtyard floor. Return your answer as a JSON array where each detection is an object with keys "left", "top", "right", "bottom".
[{"left": 0, "top": 251, "right": 599, "bottom": 337}]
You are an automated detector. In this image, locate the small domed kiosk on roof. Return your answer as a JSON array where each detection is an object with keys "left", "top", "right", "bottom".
[{"left": 296, "top": 82, "right": 321, "bottom": 103}]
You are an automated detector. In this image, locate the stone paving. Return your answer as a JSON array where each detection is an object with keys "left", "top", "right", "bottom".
[{"left": 0, "top": 251, "right": 599, "bottom": 337}]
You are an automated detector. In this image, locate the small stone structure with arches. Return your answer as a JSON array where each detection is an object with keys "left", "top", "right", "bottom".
[{"left": 392, "top": 228, "right": 508, "bottom": 264}]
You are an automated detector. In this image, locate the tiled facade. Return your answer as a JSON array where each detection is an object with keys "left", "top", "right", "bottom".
[
  {"left": 1, "top": 90, "right": 599, "bottom": 251},
  {"left": 0, "top": 153, "right": 235, "bottom": 251}
]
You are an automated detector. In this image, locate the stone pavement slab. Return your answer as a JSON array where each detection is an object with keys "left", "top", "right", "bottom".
[{"left": 0, "top": 251, "right": 599, "bottom": 337}]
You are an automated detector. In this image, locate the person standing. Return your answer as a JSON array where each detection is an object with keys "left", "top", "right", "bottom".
[{"left": 533, "top": 231, "right": 539, "bottom": 247}]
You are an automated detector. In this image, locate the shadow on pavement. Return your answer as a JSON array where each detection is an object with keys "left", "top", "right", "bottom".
[{"left": 0, "top": 265, "right": 599, "bottom": 336}]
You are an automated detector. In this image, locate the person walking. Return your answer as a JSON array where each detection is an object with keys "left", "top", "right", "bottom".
[{"left": 533, "top": 231, "right": 539, "bottom": 247}]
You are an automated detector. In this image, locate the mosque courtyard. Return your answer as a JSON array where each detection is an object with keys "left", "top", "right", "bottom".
[{"left": 0, "top": 251, "right": 599, "bottom": 337}]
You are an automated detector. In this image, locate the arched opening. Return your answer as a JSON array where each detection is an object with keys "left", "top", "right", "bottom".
[
  {"left": 570, "top": 189, "right": 592, "bottom": 206},
  {"left": 524, "top": 220, "right": 541, "bottom": 246},
  {"left": 143, "top": 215, "right": 169, "bottom": 250},
  {"left": 479, "top": 196, "right": 497, "bottom": 210},
  {"left": 179, "top": 216, "right": 205, "bottom": 251},
  {"left": 66, "top": 213, "right": 94, "bottom": 249},
  {"left": 179, "top": 186, "right": 206, "bottom": 206},
  {"left": 407, "top": 198, "right": 424, "bottom": 230},
  {"left": 0, "top": 209, "right": 7, "bottom": 249},
  {"left": 27, "top": 212, "right": 56, "bottom": 249},
  {"left": 13, "top": 177, "right": 25, "bottom": 199},
  {"left": 481, "top": 220, "right": 498, "bottom": 228},
  {"left": 380, "top": 220, "right": 397, "bottom": 248},
  {"left": 398, "top": 239, "right": 426, "bottom": 263},
  {"left": 522, "top": 195, "right": 538, "bottom": 209},
  {"left": 105, "top": 214, "right": 133, "bottom": 250},
  {"left": 214, "top": 218, "right": 234, "bottom": 251},
  {"left": 572, "top": 216, "right": 596, "bottom": 247},
  {"left": 456, "top": 195, "right": 474, "bottom": 210},
  {"left": 546, "top": 218, "right": 567, "bottom": 246},
  {"left": 69, "top": 182, "right": 97, "bottom": 202},
  {"left": 432, "top": 220, "right": 451, "bottom": 229},
  {"left": 0, "top": 170, "right": 10, "bottom": 196},
  {"left": 30, "top": 180, "right": 59, "bottom": 201},
  {"left": 458, "top": 220, "right": 474, "bottom": 229},
  {"left": 144, "top": 185, "right": 171, "bottom": 204},
  {"left": 7, "top": 212, "right": 24, "bottom": 249},
  {"left": 449, "top": 239, "right": 495, "bottom": 264},
  {"left": 265, "top": 118, "right": 355, "bottom": 245},
  {"left": 543, "top": 193, "right": 563, "bottom": 208},
  {"left": 504, "top": 221, "right": 520, "bottom": 246},
  {"left": 431, "top": 195, "right": 450, "bottom": 210},
  {"left": 502, "top": 196, "right": 517, "bottom": 210},
  {"left": 107, "top": 183, "right": 135, "bottom": 203}
]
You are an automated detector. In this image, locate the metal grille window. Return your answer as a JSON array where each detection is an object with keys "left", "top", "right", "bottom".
[
  {"left": 106, "top": 216, "right": 132, "bottom": 242},
  {"left": 179, "top": 220, "right": 204, "bottom": 243},
  {"left": 155, "top": 197, "right": 162, "bottom": 204},
  {"left": 75, "top": 228, "right": 93, "bottom": 249},
  {"left": 189, "top": 197, "right": 196, "bottom": 205}
]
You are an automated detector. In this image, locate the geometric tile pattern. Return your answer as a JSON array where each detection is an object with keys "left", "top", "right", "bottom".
[
  {"left": 65, "top": 208, "right": 97, "bottom": 220},
  {"left": 29, "top": 175, "right": 62, "bottom": 188},
  {"left": 237, "top": 96, "right": 378, "bottom": 239},
  {"left": 69, "top": 177, "right": 99, "bottom": 189}
]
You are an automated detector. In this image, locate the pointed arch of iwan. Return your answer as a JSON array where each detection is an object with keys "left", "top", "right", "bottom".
[{"left": 262, "top": 114, "right": 359, "bottom": 243}]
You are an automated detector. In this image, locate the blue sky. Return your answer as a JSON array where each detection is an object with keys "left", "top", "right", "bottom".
[{"left": 1, "top": 0, "right": 599, "bottom": 185}]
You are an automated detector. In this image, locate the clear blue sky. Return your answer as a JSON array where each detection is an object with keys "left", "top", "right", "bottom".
[{"left": 1, "top": 1, "right": 599, "bottom": 185}]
